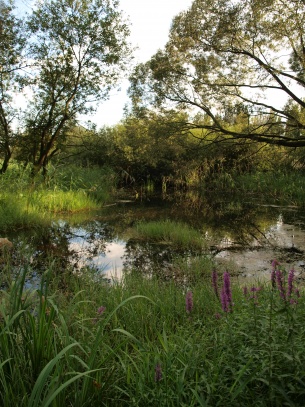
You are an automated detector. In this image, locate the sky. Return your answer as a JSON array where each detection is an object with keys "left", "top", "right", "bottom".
[
  {"left": 15, "top": 0, "right": 194, "bottom": 128},
  {"left": 93, "top": 0, "right": 194, "bottom": 127}
]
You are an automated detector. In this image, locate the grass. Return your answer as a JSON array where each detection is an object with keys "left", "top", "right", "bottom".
[
  {"left": 0, "top": 162, "right": 116, "bottom": 231},
  {"left": 0, "top": 249, "right": 305, "bottom": 406},
  {"left": 132, "top": 220, "right": 206, "bottom": 251},
  {"left": 235, "top": 171, "right": 305, "bottom": 205}
]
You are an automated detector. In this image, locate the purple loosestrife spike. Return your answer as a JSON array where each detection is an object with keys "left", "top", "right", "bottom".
[
  {"left": 223, "top": 272, "right": 232, "bottom": 306},
  {"left": 221, "top": 286, "right": 229, "bottom": 313},
  {"left": 155, "top": 363, "right": 162, "bottom": 382},
  {"left": 271, "top": 270, "right": 276, "bottom": 289},
  {"left": 220, "top": 272, "right": 233, "bottom": 312},
  {"left": 276, "top": 270, "right": 286, "bottom": 301},
  {"left": 287, "top": 269, "right": 295, "bottom": 298},
  {"left": 250, "top": 286, "right": 260, "bottom": 306},
  {"left": 186, "top": 291, "right": 193, "bottom": 313},
  {"left": 212, "top": 269, "right": 219, "bottom": 298}
]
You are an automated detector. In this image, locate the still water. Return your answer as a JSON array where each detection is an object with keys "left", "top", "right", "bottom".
[{"left": 6, "top": 193, "right": 305, "bottom": 282}]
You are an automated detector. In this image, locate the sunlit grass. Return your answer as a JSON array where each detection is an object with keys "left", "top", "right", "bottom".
[
  {"left": 132, "top": 220, "right": 206, "bottom": 251},
  {"left": 0, "top": 162, "right": 116, "bottom": 231}
]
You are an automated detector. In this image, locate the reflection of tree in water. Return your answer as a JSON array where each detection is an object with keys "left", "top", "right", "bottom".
[
  {"left": 17, "top": 221, "right": 116, "bottom": 273},
  {"left": 123, "top": 239, "right": 198, "bottom": 280},
  {"left": 123, "top": 240, "right": 174, "bottom": 277},
  {"left": 68, "top": 221, "right": 115, "bottom": 267},
  {"left": 172, "top": 190, "right": 281, "bottom": 248}
]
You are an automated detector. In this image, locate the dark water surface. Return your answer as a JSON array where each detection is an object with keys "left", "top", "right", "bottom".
[{"left": 5, "top": 193, "right": 305, "bottom": 282}]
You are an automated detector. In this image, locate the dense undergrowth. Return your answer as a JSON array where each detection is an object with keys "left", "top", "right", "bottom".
[{"left": 0, "top": 250, "right": 304, "bottom": 406}]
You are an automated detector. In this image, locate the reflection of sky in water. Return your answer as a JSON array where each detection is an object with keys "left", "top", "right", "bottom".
[
  {"left": 55, "top": 207, "right": 305, "bottom": 281},
  {"left": 88, "top": 241, "right": 126, "bottom": 279},
  {"left": 69, "top": 231, "right": 126, "bottom": 280}
]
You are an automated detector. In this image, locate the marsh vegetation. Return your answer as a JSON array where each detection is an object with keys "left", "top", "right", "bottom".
[{"left": 2, "top": 0, "right": 305, "bottom": 404}]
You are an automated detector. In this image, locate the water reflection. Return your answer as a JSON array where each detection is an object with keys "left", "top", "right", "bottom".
[
  {"left": 70, "top": 236, "right": 126, "bottom": 280},
  {"left": 4, "top": 194, "right": 305, "bottom": 281}
]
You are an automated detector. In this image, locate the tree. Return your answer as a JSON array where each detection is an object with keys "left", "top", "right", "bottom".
[
  {"left": 129, "top": 0, "right": 305, "bottom": 147},
  {"left": 0, "top": 0, "right": 24, "bottom": 173},
  {"left": 24, "top": 0, "right": 131, "bottom": 175}
]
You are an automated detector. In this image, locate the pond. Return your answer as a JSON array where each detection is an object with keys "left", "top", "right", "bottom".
[{"left": 3, "top": 191, "right": 305, "bottom": 284}]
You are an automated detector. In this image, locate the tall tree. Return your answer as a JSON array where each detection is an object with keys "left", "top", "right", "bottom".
[
  {"left": 0, "top": 0, "right": 24, "bottom": 173},
  {"left": 25, "top": 0, "right": 131, "bottom": 175},
  {"left": 129, "top": 0, "right": 305, "bottom": 147}
]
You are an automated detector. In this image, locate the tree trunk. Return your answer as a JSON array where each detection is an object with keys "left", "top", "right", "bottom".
[{"left": 0, "top": 151, "right": 12, "bottom": 174}]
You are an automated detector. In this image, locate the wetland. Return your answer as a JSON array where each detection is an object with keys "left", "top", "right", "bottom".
[{"left": 5, "top": 191, "right": 305, "bottom": 284}]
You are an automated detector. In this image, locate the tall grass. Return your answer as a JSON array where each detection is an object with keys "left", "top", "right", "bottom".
[
  {"left": 132, "top": 220, "right": 206, "bottom": 251},
  {"left": 235, "top": 171, "right": 305, "bottom": 205},
  {"left": 1, "top": 250, "right": 304, "bottom": 406},
  {"left": 0, "top": 162, "right": 116, "bottom": 231}
]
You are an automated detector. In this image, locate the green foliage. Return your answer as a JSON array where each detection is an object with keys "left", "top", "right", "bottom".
[
  {"left": 129, "top": 0, "right": 305, "bottom": 147},
  {"left": 1, "top": 0, "right": 131, "bottom": 175},
  {"left": 235, "top": 171, "right": 305, "bottom": 205},
  {"left": 71, "top": 110, "right": 299, "bottom": 190},
  {"left": 0, "top": 0, "right": 25, "bottom": 173}
]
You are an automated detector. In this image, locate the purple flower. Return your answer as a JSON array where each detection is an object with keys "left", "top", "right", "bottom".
[
  {"left": 221, "top": 272, "right": 233, "bottom": 312},
  {"left": 243, "top": 286, "right": 248, "bottom": 297},
  {"left": 215, "top": 312, "right": 221, "bottom": 320},
  {"left": 97, "top": 306, "right": 106, "bottom": 315},
  {"left": 249, "top": 286, "right": 260, "bottom": 305},
  {"left": 271, "top": 270, "right": 276, "bottom": 289},
  {"left": 271, "top": 260, "right": 279, "bottom": 289},
  {"left": 212, "top": 269, "right": 219, "bottom": 299},
  {"left": 155, "top": 363, "right": 162, "bottom": 382},
  {"left": 93, "top": 306, "right": 106, "bottom": 323},
  {"left": 221, "top": 286, "right": 229, "bottom": 312},
  {"left": 276, "top": 270, "right": 286, "bottom": 301},
  {"left": 223, "top": 272, "right": 232, "bottom": 303},
  {"left": 185, "top": 291, "right": 193, "bottom": 313}
]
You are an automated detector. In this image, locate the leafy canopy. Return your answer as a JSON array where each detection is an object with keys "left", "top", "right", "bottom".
[
  {"left": 129, "top": 0, "right": 305, "bottom": 147},
  {"left": 23, "top": 0, "right": 132, "bottom": 174}
]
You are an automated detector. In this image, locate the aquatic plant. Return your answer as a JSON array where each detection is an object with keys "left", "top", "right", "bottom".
[{"left": 133, "top": 220, "right": 206, "bottom": 251}]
